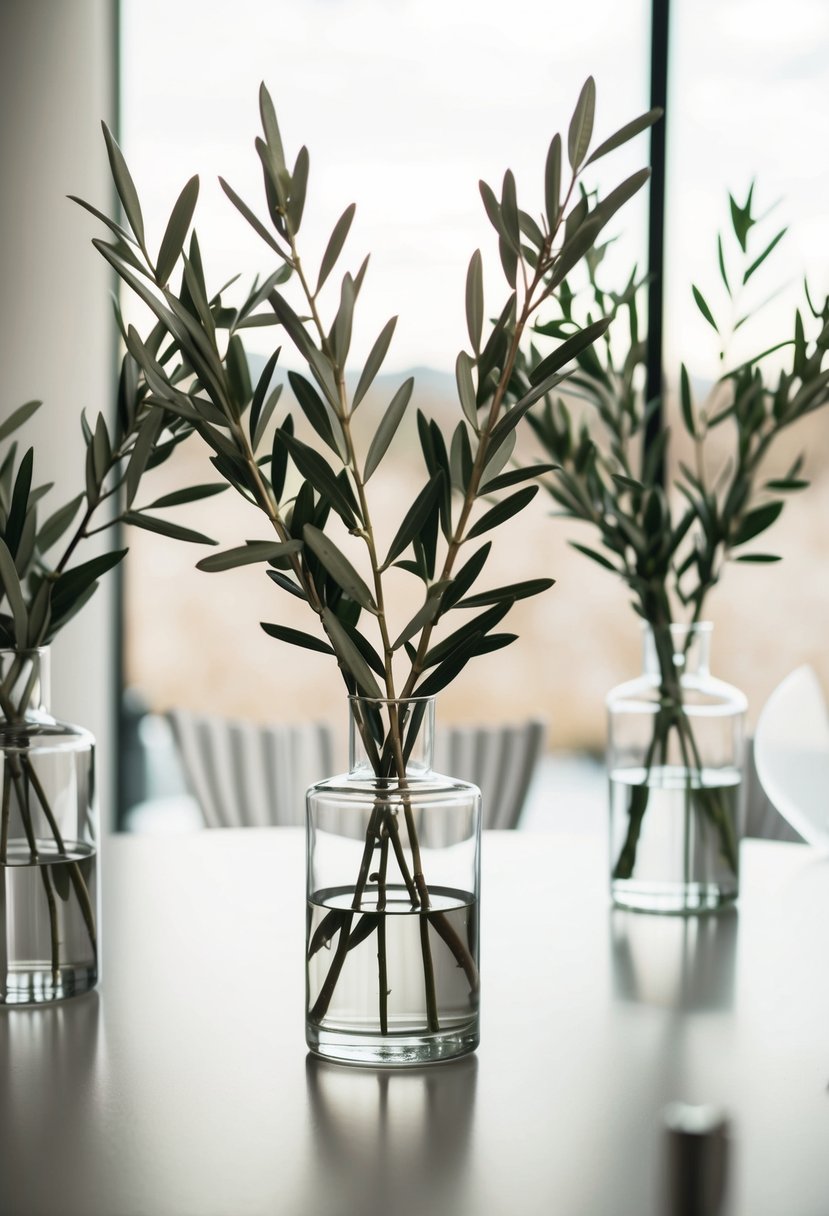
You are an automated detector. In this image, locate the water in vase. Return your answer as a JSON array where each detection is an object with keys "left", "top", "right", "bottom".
[
  {"left": 1, "top": 840, "right": 98, "bottom": 1004},
  {"left": 307, "top": 883, "right": 479, "bottom": 1064},
  {"left": 610, "top": 765, "right": 741, "bottom": 914}
]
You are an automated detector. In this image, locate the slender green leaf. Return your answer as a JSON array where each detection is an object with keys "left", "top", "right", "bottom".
[
  {"left": 352, "top": 316, "right": 397, "bottom": 409},
  {"left": 569, "top": 541, "right": 619, "bottom": 572},
  {"left": 765, "top": 478, "right": 808, "bottom": 492},
  {"left": 6, "top": 448, "right": 33, "bottom": 557},
  {"left": 121, "top": 512, "right": 215, "bottom": 544},
  {"left": 567, "top": 77, "right": 596, "bottom": 169},
  {"left": 288, "top": 370, "right": 344, "bottom": 458},
  {"left": 479, "top": 462, "right": 558, "bottom": 494},
  {"left": 101, "top": 123, "right": 145, "bottom": 245},
  {"left": 680, "top": 363, "right": 695, "bottom": 436},
  {"left": 530, "top": 318, "right": 610, "bottom": 386},
  {"left": 259, "top": 83, "right": 287, "bottom": 170},
  {"left": 456, "top": 578, "right": 555, "bottom": 608},
  {"left": 0, "top": 400, "right": 40, "bottom": 444},
  {"left": 196, "top": 540, "right": 301, "bottom": 572},
  {"left": 69, "top": 194, "right": 136, "bottom": 246},
  {"left": 271, "top": 413, "right": 292, "bottom": 500},
  {"left": 155, "top": 175, "right": 199, "bottom": 284},
  {"left": 316, "top": 203, "right": 357, "bottom": 295},
  {"left": 390, "top": 581, "right": 451, "bottom": 651},
  {"left": 465, "top": 250, "right": 484, "bottom": 354},
  {"left": 382, "top": 473, "right": 443, "bottom": 569},
  {"left": 364, "top": 378, "right": 414, "bottom": 481},
  {"left": 467, "top": 485, "right": 538, "bottom": 539},
  {"left": 277, "top": 430, "right": 358, "bottom": 525},
  {"left": 0, "top": 536, "right": 28, "bottom": 647},
  {"left": 733, "top": 553, "right": 782, "bottom": 563},
  {"left": 303, "top": 525, "right": 377, "bottom": 613},
  {"left": 544, "top": 133, "right": 562, "bottom": 231},
  {"left": 36, "top": 493, "right": 84, "bottom": 554},
  {"left": 322, "top": 606, "right": 383, "bottom": 697},
  {"left": 500, "top": 170, "right": 520, "bottom": 252},
  {"left": 287, "top": 145, "right": 309, "bottom": 232},
  {"left": 50, "top": 549, "right": 126, "bottom": 621},
  {"left": 331, "top": 273, "right": 355, "bottom": 367},
  {"left": 692, "top": 285, "right": 718, "bottom": 333},
  {"left": 219, "top": 177, "right": 288, "bottom": 259},
  {"left": 455, "top": 352, "right": 478, "bottom": 429},
  {"left": 440, "top": 544, "right": 491, "bottom": 612},
  {"left": 717, "top": 234, "right": 731, "bottom": 298},
  {"left": 743, "top": 227, "right": 787, "bottom": 285},
  {"left": 260, "top": 620, "right": 335, "bottom": 654},
  {"left": 266, "top": 569, "right": 308, "bottom": 600},
  {"left": 731, "top": 501, "right": 784, "bottom": 546},
  {"left": 125, "top": 408, "right": 165, "bottom": 508},
  {"left": 584, "top": 106, "right": 662, "bottom": 166},
  {"left": 143, "top": 484, "right": 225, "bottom": 510},
  {"left": 249, "top": 348, "right": 281, "bottom": 446}
]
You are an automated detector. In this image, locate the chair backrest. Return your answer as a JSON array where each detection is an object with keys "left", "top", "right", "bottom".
[
  {"left": 166, "top": 710, "right": 336, "bottom": 829},
  {"left": 743, "top": 735, "right": 803, "bottom": 843},
  {"left": 434, "top": 718, "right": 547, "bottom": 829}
]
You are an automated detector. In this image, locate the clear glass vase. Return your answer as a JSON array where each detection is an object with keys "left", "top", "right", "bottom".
[
  {"left": 0, "top": 648, "right": 98, "bottom": 1004},
  {"left": 306, "top": 695, "right": 481, "bottom": 1066},
  {"left": 607, "top": 623, "right": 746, "bottom": 914}
]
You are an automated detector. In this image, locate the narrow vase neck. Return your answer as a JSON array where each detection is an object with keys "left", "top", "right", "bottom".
[
  {"left": 0, "top": 649, "right": 51, "bottom": 721},
  {"left": 643, "top": 624, "right": 712, "bottom": 682},
  {"left": 348, "top": 696, "right": 436, "bottom": 779}
]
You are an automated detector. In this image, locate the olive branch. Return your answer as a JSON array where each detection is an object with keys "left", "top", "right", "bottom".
[
  {"left": 79, "top": 76, "right": 659, "bottom": 1028},
  {"left": 525, "top": 183, "right": 829, "bottom": 882}
]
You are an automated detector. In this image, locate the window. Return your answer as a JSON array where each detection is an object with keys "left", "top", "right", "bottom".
[{"left": 117, "top": 0, "right": 828, "bottom": 825}]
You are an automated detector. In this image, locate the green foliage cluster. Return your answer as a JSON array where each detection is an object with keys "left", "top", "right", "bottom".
[
  {"left": 524, "top": 186, "right": 829, "bottom": 881},
  {"left": 0, "top": 362, "right": 202, "bottom": 658},
  {"left": 81, "top": 79, "right": 659, "bottom": 727},
  {"left": 525, "top": 183, "right": 829, "bottom": 635}
]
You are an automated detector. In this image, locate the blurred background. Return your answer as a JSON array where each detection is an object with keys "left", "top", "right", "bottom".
[{"left": 2, "top": 0, "right": 828, "bottom": 830}]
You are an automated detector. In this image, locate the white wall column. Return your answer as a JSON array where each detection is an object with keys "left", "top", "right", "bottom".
[{"left": 0, "top": 0, "right": 120, "bottom": 827}]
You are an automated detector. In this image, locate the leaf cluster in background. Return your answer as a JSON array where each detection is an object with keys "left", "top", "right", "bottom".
[
  {"left": 525, "top": 182, "right": 829, "bottom": 632},
  {"left": 0, "top": 339, "right": 215, "bottom": 653}
]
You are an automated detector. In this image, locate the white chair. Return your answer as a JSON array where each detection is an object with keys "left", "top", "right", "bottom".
[
  {"left": 166, "top": 710, "right": 336, "bottom": 829},
  {"left": 747, "top": 665, "right": 829, "bottom": 846},
  {"left": 434, "top": 718, "right": 548, "bottom": 829},
  {"left": 743, "top": 736, "right": 803, "bottom": 843}
]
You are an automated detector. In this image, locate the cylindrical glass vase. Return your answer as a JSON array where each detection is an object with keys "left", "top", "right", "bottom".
[
  {"left": 306, "top": 695, "right": 481, "bottom": 1066},
  {"left": 0, "top": 648, "right": 98, "bottom": 1004},
  {"left": 607, "top": 623, "right": 746, "bottom": 915}
]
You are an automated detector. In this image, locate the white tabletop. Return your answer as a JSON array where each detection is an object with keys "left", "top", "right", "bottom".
[{"left": 2, "top": 829, "right": 828, "bottom": 1216}]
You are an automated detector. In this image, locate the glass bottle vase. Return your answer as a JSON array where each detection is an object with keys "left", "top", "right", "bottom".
[
  {"left": 0, "top": 648, "right": 98, "bottom": 1004},
  {"left": 607, "top": 623, "right": 746, "bottom": 914},
  {"left": 306, "top": 695, "right": 481, "bottom": 1066}
]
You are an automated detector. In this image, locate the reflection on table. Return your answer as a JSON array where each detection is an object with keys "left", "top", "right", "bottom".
[{"left": 2, "top": 829, "right": 828, "bottom": 1216}]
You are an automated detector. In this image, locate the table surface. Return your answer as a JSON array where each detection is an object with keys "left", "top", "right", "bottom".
[{"left": 2, "top": 829, "right": 828, "bottom": 1216}]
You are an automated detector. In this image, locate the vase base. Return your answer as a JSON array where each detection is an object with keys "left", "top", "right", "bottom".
[
  {"left": 611, "top": 880, "right": 737, "bottom": 916},
  {"left": 307, "top": 1020, "right": 479, "bottom": 1067},
  {"left": 1, "top": 964, "right": 97, "bottom": 1005}
]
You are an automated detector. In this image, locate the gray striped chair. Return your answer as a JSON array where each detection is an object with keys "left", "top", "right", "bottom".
[
  {"left": 434, "top": 718, "right": 547, "bottom": 830},
  {"left": 167, "top": 710, "right": 336, "bottom": 829}
]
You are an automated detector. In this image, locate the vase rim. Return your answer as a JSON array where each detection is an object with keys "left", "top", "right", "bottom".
[
  {"left": 641, "top": 621, "right": 713, "bottom": 635},
  {"left": 347, "top": 693, "right": 436, "bottom": 706},
  {"left": 0, "top": 646, "right": 49, "bottom": 656}
]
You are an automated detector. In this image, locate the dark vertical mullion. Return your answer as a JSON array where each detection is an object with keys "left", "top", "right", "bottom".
[{"left": 645, "top": 0, "right": 671, "bottom": 485}]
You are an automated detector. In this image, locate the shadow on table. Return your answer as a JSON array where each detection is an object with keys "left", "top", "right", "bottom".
[
  {"left": 610, "top": 909, "right": 739, "bottom": 1013},
  {"left": 305, "top": 1053, "right": 477, "bottom": 1216}
]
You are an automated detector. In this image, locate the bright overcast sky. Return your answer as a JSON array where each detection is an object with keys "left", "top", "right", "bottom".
[{"left": 121, "top": 0, "right": 829, "bottom": 379}]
